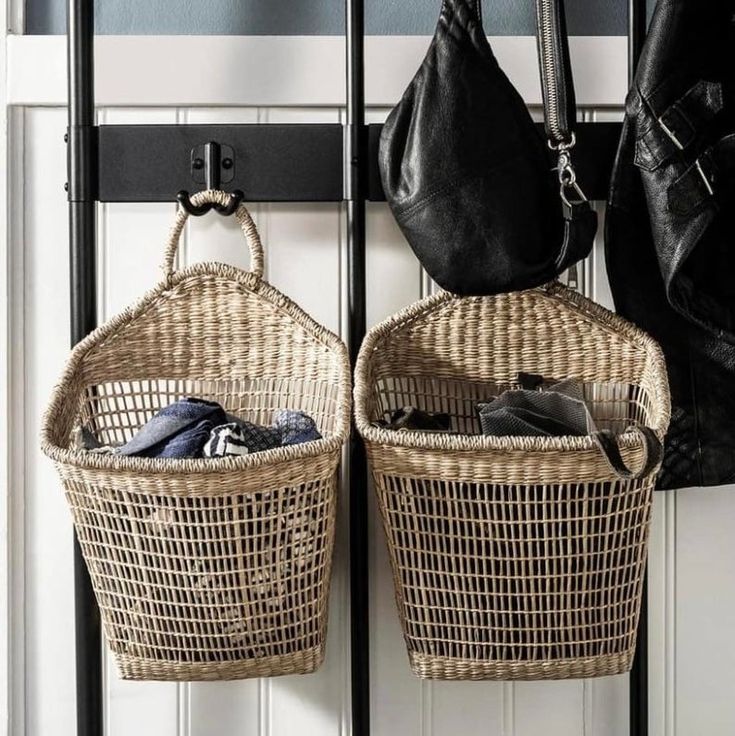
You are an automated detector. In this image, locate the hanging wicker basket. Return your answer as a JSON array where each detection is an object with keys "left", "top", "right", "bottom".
[
  {"left": 41, "top": 190, "right": 351, "bottom": 682},
  {"left": 354, "top": 282, "right": 670, "bottom": 681}
]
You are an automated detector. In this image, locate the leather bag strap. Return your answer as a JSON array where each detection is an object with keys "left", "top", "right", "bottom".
[
  {"left": 534, "top": 0, "right": 576, "bottom": 147},
  {"left": 534, "top": 0, "right": 595, "bottom": 246},
  {"left": 592, "top": 426, "right": 664, "bottom": 481}
]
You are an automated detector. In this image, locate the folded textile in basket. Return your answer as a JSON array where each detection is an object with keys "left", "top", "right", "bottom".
[
  {"left": 118, "top": 398, "right": 227, "bottom": 458},
  {"left": 76, "top": 398, "right": 322, "bottom": 459},
  {"left": 477, "top": 375, "right": 597, "bottom": 437},
  {"left": 378, "top": 406, "right": 453, "bottom": 432}
]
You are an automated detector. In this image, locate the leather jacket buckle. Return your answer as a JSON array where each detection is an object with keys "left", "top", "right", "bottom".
[
  {"left": 694, "top": 158, "right": 715, "bottom": 197},
  {"left": 657, "top": 112, "right": 688, "bottom": 151},
  {"left": 668, "top": 149, "right": 717, "bottom": 216}
]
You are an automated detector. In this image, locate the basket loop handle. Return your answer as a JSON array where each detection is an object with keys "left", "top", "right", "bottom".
[
  {"left": 162, "top": 189, "right": 265, "bottom": 282},
  {"left": 592, "top": 426, "right": 664, "bottom": 481}
]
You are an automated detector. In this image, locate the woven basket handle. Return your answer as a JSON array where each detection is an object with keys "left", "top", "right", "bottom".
[
  {"left": 592, "top": 426, "right": 664, "bottom": 481},
  {"left": 163, "top": 189, "right": 265, "bottom": 281}
]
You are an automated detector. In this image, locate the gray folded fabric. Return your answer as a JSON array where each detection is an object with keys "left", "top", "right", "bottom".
[
  {"left": 478, "top": 377, "right": 596, "bottom": 438},
  {"left": 73, "top": 426, "right": 121, "bottom": 455}
]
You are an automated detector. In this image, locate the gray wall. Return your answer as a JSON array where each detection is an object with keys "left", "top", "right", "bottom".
[{"left": 27, "top": 0, "right": 629, "bottom": 35}]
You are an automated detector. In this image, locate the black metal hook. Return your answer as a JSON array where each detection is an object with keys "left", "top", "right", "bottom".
[{"left": 176, "top": 189, "right": 244, "bottom": 217}]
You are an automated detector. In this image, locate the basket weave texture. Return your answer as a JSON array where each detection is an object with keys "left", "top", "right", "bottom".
[
  {"left": 355, "top": 282, "right": 670, "bottom": 681},
  {"left": 41, "top": 190, "right": 351, "bottom": 681}
]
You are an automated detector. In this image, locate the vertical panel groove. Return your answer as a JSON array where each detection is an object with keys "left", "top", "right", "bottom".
[
  {"left": 8, "top": 106, "right": 27, "bottom": 736},
  {"left": 177, "top": 109, "right": 191, "bottom": 736},
  {"left": 501, "top": 683, "right": 515, "bottom": 736},
  {"left": 338, "top": 117, "right": 352, "bottom": 735},
  {"left": 257, "top": 181, "right": 268, "bottom": 736},
  {"left": 666, "top": 494, "right": 676, "bottom": 736},
  {"left": 420, "top": 682, "right": 433, "bottom": 736},
  {"left": 96, "top": 109, "right": 110, "bottom": 736},
  {"left": 177, "top": 683, "right": 190, "bottom": 736}
]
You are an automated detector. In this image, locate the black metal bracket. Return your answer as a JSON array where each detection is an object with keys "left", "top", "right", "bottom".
[
  {"left": 191, "top": 140, "right": 235, "bottom": 190},
  {"left": 178, "top": 139, "right": 242, "bottom": 214}
]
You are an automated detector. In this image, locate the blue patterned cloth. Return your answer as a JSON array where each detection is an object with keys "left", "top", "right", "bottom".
[
  {"left": 111, "top": 400, "right": 321, "bottom": 459},
  {"left": 119, "top": 398, "right": 227, "bottom": 458},
  {"left": 203, "top": 423, "right": 251, "bottom": 458},
  {"left": 227, "top": 416, "right": 282, "bottom": 453},
  {"left": 274, "top": 409, "right": 322, "bottom": 445}
]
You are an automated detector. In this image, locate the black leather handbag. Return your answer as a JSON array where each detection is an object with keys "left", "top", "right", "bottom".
[
  {"left": 606, "top": 0, "right": 735, "bottom": 489},
  {"left": 379, "top": 0, "right": 597, "bottom": 296}
]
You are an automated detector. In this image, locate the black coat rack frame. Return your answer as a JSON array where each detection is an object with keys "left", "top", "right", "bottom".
[{"left": 65, "top": 1, "right": 649, "bottom": 734}]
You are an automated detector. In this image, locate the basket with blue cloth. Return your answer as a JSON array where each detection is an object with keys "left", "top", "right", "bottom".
[{"left": 41, "top": 190, "right": 351, "bottom": 681}]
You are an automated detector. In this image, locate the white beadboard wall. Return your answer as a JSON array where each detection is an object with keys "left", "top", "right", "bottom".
[{"left": 4, "top": 35, "right": 735, "bottom": 736}]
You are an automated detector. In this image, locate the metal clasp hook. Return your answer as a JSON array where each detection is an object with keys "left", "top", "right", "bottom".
[{"left": 550, "top": 133, "right": 588, "bottom": 207}]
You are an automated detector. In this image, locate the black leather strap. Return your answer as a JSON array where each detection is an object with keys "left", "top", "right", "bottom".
[
  {"left": 534, "top": 0, "right": 576, "bottom": 146},
  {"left": 553, "top": 201, "right": 597, "bottom": 274},
  {"left": 592, "top": 426, "right": 664, "bottom": 481},
  {"left": 667, "top": 133, "right": 735, "bottom": 216},
  {"left": 636, "top": 80, "right": 725, "bottom": 171}
]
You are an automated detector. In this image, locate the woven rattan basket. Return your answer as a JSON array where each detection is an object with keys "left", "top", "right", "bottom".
[
  {"left": 41, "top": 190, "right": 351, "bottom": 681},
  {"left": 355, "top": 282, "right": 670, "bottom": 681}
]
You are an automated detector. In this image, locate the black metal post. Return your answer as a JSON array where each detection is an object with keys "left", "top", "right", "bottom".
[
  {"left": 67, "top": 1, "right": 102, "bottom": 735},
  {"left": 346, "top": 0, "right": 370, "bottom": 734},
  {"left": 628, "top": 0, "right": 647, "bottom": 87},
  {"left": 628, "top": 6, "right": 648, "bottom": 736}
]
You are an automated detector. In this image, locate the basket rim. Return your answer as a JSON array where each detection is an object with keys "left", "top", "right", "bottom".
[
  {"left": 41, "top": 432, "right": 344, "bottom": 475},
  {"left": 354, "top": 282, "right": 671, "bottom": 454},
  {"left": 40, "top": 261, "right": 352, "bottom": 473}
]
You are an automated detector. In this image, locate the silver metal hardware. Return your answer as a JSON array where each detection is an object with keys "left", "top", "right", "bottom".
[
  {"left": 555, "top": 140, "right": 588, "bottom": 206},
  {"left": 658, "top": 114, "right": 685, "bottom": 151},
  {"left": 548, "top": 131, "right": 576, "bottom": 152},
  {"left": 695, "top": 158, "right": 714, "bottom": 196},
  {"left": 537, "top": 2, "right": 588, "bottom": 206}
]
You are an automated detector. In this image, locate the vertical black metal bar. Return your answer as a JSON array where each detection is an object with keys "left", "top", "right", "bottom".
[
  {"left": 346, "top": 0, "right": 369, "bottom": 734},
  {"left": 628, "top": 0, "right": 647, "bottom": 86},
  {"left": 628, "top": 6, "right": 648, "bottom": 735},
  {"left": 68, "top": 1, "right": 102, "bottom": 735}
]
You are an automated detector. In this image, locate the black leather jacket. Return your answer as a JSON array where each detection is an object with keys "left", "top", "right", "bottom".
[{"left": 606, "top": 0, "right": 735, "bottom": 489}]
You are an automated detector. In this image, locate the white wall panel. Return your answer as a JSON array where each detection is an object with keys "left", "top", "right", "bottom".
[
  {"left": 22, "top": 106, "right": 76, "bottom": 736},
  {"left": 675, "top": 485, "right": 735, "bottom": 736},
  {"left": 430, "top": 681, "right": 504, "bottom": 736}
]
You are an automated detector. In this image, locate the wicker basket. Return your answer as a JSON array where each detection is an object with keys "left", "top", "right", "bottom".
[
  {"left": 354, "top": 282, "right": 670, "bottom": 681},
  {"left": 41, "top": 190, "right": 351, "bottom": 681}
]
